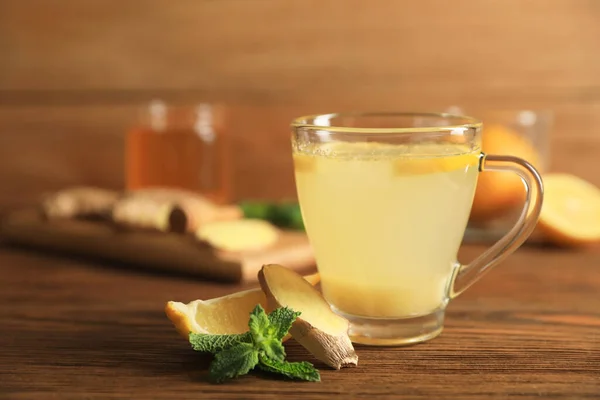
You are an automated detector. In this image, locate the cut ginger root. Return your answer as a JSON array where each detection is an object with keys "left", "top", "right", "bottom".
[
  {"left": 112, "top": 196, "right": 188, "bottom": 233},
  {"left": 120, "top": 188, "right": 242, "bottom": 233},
  {"left": 536, "top": 173, "right": 600, "bottom": 247},
  {"left": 165, "top": 271, "right": 320, "bottom": 339},
  {"left": 196, "top": 219, "right": 280, "bottom": 252},
  {"left": 258, "top": 264, "right": 358, "bottom": 370}
]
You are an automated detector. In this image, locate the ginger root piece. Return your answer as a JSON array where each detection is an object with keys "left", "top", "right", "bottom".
[
  {"left": 125, "top": 188, "right": 242, "bottom": 233},
  {"left": 258, "top": 264, "right": 358, "bottom": 370},
  {"left": 111, "top": 196, "right": 188, "bottom": 233},
  {"left": 196, "top": 219, "right": 279, "bottom": 252},
  {"left": 42, "top": 187, "right": 120, "bottom": 220}
]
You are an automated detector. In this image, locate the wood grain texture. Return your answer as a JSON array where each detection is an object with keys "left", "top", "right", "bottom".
[
  {"left": 1, "top": 0, "right": 600, "bottom": 208},
  {"left": 0, "top": 244, "right": 598, "bottom": 399},
  {"left": 2, "top": 0, "right": 600, "bottom": 105}
]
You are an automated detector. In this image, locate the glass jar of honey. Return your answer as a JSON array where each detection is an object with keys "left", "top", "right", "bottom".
[{"left": 125, "top": 100, "right": 232, "bottom": 204}]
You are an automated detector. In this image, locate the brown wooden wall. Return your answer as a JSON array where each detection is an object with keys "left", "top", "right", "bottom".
[{"left": 1, "top": 0, "right": 599, "bottom": 207}]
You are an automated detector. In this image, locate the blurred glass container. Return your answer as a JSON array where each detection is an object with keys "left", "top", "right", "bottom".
[
  {"left": 445, "top": 107, "right": 553, "bottom": 243},
  {"left": 125, "top": 100, "right": 232, "bottom": 204}
]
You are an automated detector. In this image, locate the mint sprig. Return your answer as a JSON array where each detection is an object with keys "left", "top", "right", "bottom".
[{"left": 188, "top": 304, "right": 320, "bottom": 383}]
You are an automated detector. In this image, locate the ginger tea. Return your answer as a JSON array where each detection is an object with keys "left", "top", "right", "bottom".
[{"left": 293, "top": 142, "right": 480, "bottom": 318}]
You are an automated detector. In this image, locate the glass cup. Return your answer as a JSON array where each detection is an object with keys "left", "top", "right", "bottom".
[{"left": 291, "top": 112, "right": 544, "bottom": 346}]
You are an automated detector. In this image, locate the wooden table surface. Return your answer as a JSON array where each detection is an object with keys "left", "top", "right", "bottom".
[{"left": 1, "top": 243, "right": 598, "bottom": 399}]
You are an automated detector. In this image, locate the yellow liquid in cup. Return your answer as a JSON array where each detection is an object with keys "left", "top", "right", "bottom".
[{"left": 293, "top": 142, "right": 480, "bottom": 318}]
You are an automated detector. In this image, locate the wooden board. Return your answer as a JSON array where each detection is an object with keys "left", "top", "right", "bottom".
[{"left": 0, "top": 209, "right": 315, "bottom": 282}]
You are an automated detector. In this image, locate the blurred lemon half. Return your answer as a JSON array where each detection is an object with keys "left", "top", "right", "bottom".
[{"left": 537, "top": 173, "right": 600, "bottom": 247}]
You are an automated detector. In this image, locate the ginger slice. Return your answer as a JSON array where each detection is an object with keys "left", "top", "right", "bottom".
[
  {"left": 258, "top": 264, "right": 358, "bottom": 369},
  {"left": 196, "top": 219, "right": 280, "bottom": 252},
  {"left": 42, "top": 187, "right": 120, "bottom": 219}
]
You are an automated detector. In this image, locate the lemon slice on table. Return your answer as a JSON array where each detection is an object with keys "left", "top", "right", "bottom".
[
  {"left": 165, "top": 272, "right": 321, "bottom": 338},
  {"left": 537, "top": 173, "right": 600, "bottom": 247}
]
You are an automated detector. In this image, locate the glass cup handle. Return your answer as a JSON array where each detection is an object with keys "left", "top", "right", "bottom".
[{"left": 449, "top": 154, "right": 544, "bottom": 298}]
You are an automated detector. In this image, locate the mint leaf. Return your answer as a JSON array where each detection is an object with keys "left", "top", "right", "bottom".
[
  {"left": 248, "top": 304, "right": 272, "bottom": 339},
  {"left": 248, "top": 304, "right": 285, "bottom": 362},
  {"left": 258, "top": 354, "right": 321, "bottom": 382},
  {"left": 267, "top": 307, "right": 301, "bottom": 340},
  {"left": 209, "top": 342, "right": 259, "bottom": 383},
  {"left": 259, "top": 337, "right": 286, "bottom": 363},
  {"left": 189, "top": 332, "right": 251, "bottom": 354}
]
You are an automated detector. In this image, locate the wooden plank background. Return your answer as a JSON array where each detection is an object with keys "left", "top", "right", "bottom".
[{"left": 1, "top": 0, "right": 599, "bottom": 207}]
